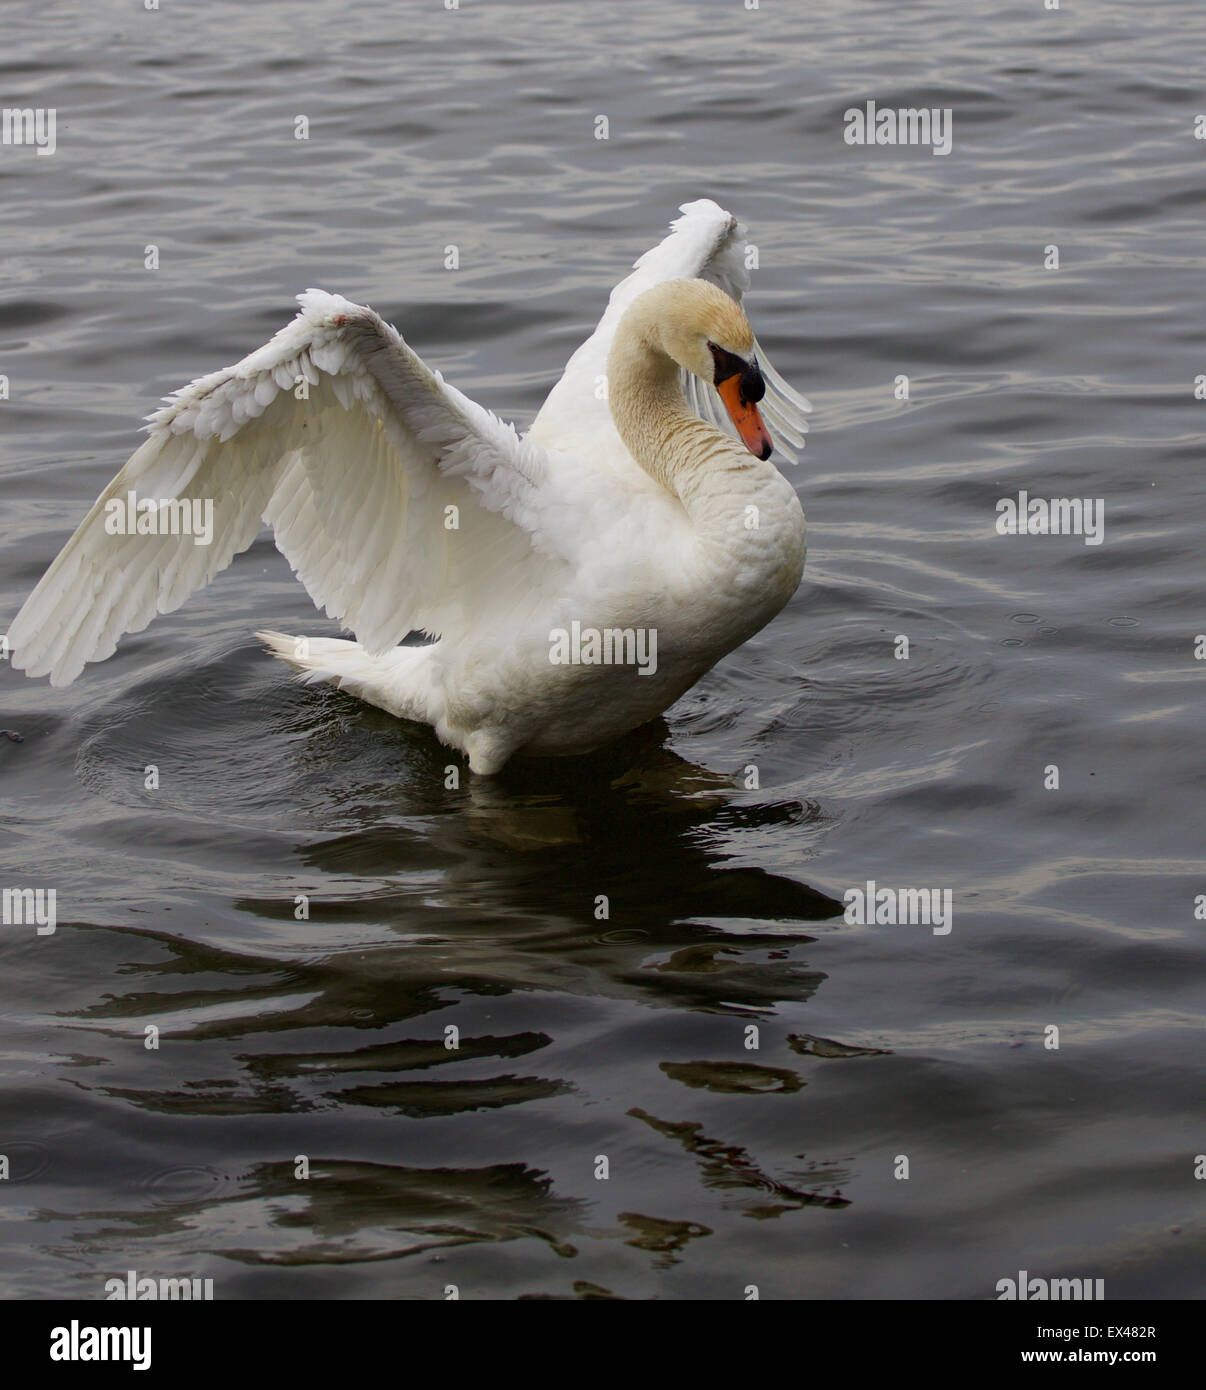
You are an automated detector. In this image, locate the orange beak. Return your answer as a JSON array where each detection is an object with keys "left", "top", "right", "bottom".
[{"left": 717, "top": 373, "right": 774, "bottom": 461}]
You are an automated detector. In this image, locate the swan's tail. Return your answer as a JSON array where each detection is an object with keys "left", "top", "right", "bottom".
[{"left": 254, "top": 630, "right": 440, "bottom": 726}]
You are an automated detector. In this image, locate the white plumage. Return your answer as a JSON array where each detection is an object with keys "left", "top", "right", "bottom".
[{"left": 8, "top": 199, "right": 812, "bottom": 774}]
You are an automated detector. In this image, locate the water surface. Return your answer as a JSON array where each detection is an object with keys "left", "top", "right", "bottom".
[{"left": 1, "top": 0, "right": 1204, "bottom": 1299}]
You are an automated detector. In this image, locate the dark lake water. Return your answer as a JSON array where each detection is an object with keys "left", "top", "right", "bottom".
[{"left": 2, "top": 0, "right": 1204, "bottom": 1299}]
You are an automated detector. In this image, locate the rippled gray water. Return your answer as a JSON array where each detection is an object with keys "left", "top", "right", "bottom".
[{"left": 2, "top": 0, "right": 1204, "bottom": 1299}]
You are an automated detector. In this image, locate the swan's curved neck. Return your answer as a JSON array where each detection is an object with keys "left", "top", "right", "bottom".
[{"left": 606, "top": 302, "right": 748, "bottom": 508}]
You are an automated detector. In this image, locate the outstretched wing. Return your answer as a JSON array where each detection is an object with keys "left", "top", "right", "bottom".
[
  {"left": 528, "top": 198, "right": 812, "bottom": 464},
  {"left": 8, "top": 291, "right": 569, "bottom": 687}
]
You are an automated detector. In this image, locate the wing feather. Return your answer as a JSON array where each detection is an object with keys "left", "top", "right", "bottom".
[{"left": 8, "top": 291, "right": 566, "bottom": 686}]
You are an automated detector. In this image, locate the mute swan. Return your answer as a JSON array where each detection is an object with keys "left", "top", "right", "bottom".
[{"left": 7, "top": 199, "right": 811, "bottom": 774}]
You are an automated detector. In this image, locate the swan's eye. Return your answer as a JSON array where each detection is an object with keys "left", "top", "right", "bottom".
[
  {"left": 708, "top": 342, "right": 743, "bottom": 385},
  {"left": 708, "top": 342, "right": 765, "bottom": 404}
]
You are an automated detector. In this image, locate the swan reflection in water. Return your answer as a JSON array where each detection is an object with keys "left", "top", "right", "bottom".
[{"left": 55, "top": 691, "right": 857, "bottom": 1284}]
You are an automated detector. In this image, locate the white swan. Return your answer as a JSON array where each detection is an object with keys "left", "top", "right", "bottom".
[{"left": 7, "top": 199, "right": 811, "bottom": 774}]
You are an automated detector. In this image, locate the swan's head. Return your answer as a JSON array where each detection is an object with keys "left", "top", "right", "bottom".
[{"left": 636, "top": 278, "right": 774, "bottom": 461}]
